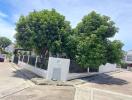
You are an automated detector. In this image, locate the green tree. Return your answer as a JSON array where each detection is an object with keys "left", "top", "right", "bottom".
[
  {"left": 75, "top": 11, "right": 122, "bottom": 69},
  {"left": 15, "top": 15, "right": 33, "bottom": 50},
  {"left": 0, "top": 37, "right": 11, "bottom": 49},
  {"left": 106, "top": 40, "right": 124, "bottom": 64},
  {"left": 76, "top": 11, "right": 118, "bottom": 39},
  {"left": 65, "top": 33, "right": 79, "bottom": 59},
  {"left": 76, "top": 34, "right": 107, "bottom": 68},
  {"left": 15, "top": 9, "right": 71, "bottom": 57}
]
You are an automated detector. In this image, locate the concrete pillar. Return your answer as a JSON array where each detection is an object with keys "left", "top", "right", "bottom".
[
  {"left": 35, "top": 56, "right": 38, "bottom": 67},
  {"left": 87, "top": 67, "right": 89, "bottom": 73}
]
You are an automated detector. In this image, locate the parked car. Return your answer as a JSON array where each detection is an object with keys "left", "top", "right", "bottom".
[{"left": 0, "top": 54, "right": 5, "bottom": 62}]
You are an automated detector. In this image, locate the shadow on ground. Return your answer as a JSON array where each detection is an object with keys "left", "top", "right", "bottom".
[
  {"left": 81, "top": 73, "right": 129, "bottom": 85},
  {"left": 12, "top": 69, "right": 40, "bottom": 80},
  {"left": 12, "top": 68, "right": 129, "bottom": 86}
]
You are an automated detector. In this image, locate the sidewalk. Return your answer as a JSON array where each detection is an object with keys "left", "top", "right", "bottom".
[
  {"left": 74, "top": 70, "right": 132, "bottom": 100},
  {"left": 0, "top": 62, "right": 33, "bottom": 98},
  {"left": 0, "top": 62, "right": 75, "bottom": 100}
]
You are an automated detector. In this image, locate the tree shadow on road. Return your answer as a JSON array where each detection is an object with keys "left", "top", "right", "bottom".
[
  {"left": 81, "top": 73, "right": 129, "bottom": 85},
  {"left": 12, "top": 69, "right": 40, "bottom": 80}
]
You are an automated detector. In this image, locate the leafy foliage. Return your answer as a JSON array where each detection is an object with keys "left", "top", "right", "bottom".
[
  {"left": 76, "top": 34, "right": 107, "bottom": 68},
  {"left": 0, "top": 37, "right": 11, "bottom": 49},
  {"left": 15, "top": 9, "right": 71, "bottom": 57},
  {"left": 76, "top": 11, "right": 118, "bottom": 39},
  {"left": 15, "top": 10, "right": 124, "bottom": 69},
  {"left": 74, "top": 11, "right": 123, "bottom": 69},
  {"left": 65, "top": 34, "right": 79, "bottom": 59},
  {"left": 106, "top": 40, "right": 124, "bottom": 64},
  {"left": 15, "top": 16, "right": 33, "bottom": 49}
]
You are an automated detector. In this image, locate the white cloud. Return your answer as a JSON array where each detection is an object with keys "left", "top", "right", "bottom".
[
  {"left": 0, "top": 18, "right": 15, "bottom": 42},
  {"left": 0, "top": 11, "right": 8, "bottom": 18},
  {"left": 1, "top": 0, "right": 132, "bottom": 50}
]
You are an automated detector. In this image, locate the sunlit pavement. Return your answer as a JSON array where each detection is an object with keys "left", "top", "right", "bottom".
[
  {"left": 77, "top": 70, "right": 132, "bottom": 95},
  {"left": 1, "top": 62, "right": 132, "bottom": 100},
  {"left": 0, "top": 62, "right": 75, "bottom": 100}
]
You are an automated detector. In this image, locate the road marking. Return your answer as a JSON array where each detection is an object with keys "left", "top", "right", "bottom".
[
  {"left": 0, "top": 86, "right": 29, "bottom": 99},
  {"left": 75, "top": 86, "right": 132, "bottom": 100}
]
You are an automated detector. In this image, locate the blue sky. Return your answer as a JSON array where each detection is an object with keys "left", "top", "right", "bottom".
[{"left": 0, "top": 0, "right": 132, "bottom": 51}]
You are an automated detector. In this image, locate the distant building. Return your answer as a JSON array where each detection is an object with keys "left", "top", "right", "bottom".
[
  {"left": 125, "top": 50, "right": 132, "bottom": 64},
  {"left": 5, "top": 44, "right": 15, "bottom": 53}
]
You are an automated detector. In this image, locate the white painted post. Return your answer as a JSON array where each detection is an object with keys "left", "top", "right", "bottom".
[
  {"left": 35, "top": 56, "right": 38, "bottom": 67},
  {"left": 87, "top": 67, "right": 89, "bottom": 73},
  {"left": 27, "top": 55, "right": 30, "bottom": 64},
  {"left": 22, "top": 55, "right": 24, "bottom": 62}
]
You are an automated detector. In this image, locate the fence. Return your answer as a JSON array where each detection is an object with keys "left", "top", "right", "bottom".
[
  {"left": 18, "top": 55, "right": 88, "bottom": 73},
  {"left": 69, "top": 60, "right": 87, "bottom": 73},
  {"left": 18, "top": 55, "right": 48, "bottom": 78},
  {"left": 75, "top": 87, "right": 132, "bottom": 100},
  {"left": 19, "top": 55, "right": 48, "bottom": 70}
]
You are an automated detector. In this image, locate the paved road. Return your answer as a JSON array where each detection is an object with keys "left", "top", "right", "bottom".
[
  {"left": 80, "top": 70, "right": 132, "bottom": 95},
  {"left": 2, "top": 62, "right": 132, "bottom": 100},
  {"left": 75, "top": 70, "right": 132, "bottom": 100},
  {"left": 0, "top": 62, "right": 75, "bottom": 100},
  {"left": 0, "top": 62, "right": 33, "bottom": 98}
]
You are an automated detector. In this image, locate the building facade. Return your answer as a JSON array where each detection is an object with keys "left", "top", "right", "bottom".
[
  {"left": 5, "top": 44, "right": 15, "bottom": 53},
  {"left": 125, "top": 50, "right": 132, "bottom": 66}
]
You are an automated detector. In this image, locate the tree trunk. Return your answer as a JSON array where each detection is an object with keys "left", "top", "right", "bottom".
[{"left": 40, "top": 47, "right": 49, "bottom": 68}]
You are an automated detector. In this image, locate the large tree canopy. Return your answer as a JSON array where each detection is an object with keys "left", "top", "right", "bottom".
[
  {"left": 0, "top": 37, "right": 12, "bottom": 49},
  {"left": 15, "top": 9, "right": 71, "bottom": 57},
  {"left": 15, "top": 16, "right": 33, "bottom": 50},
  {"left": 74, "top": 11, "right": 123, "bottom": 69},
  {"left": 15, "top": 10, "right": 123, "bottom": 69},
  {"left": 76, "top": 34, "right": 107, "bottom": 68},
  {"left": 106, "top": 40, "right": 124, "bottom": 64},
  {"left": 76, "top": 11, "right": 118, "bottom": 39}
]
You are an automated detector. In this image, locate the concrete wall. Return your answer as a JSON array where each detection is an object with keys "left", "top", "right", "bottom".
[
  {"left": 99, "top": 63, "right": 117, "bottom": 73},
  {"left": 125, "top": 50, "right": 132, "bottom": 64},
  {"left": 18, "top": 57, "right": 70, "bottom": 81},
  {"left": 18, "top": 61, "right": 47, "bottom": 78},
  {"left": 46, "top": 57, "right": 70, "bottom": 81},
  {"left": 127, "top": 66, "right": 132, "bottom": 71}
]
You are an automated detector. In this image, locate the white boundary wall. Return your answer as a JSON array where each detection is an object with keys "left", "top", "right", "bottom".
[
  {"left": 99, "top": 63, "right": 117, "bottom": 73},
  {"left": 46, "top": 57, "right": 70, "bottom": 81},
  {"left": 18, "top": 56, "right": 70, "bottom": 81},
  {"left": 18, "top": 61, "right": 47, "bottom": 78}
]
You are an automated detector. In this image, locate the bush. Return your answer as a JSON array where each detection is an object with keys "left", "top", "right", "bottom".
[{"left": 120, "top": 62, "right": 127, "bottom": 69}]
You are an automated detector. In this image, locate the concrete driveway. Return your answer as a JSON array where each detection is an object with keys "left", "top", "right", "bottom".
[{"left": 0, "top": 62, "right": 75, "bottom": 100}]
